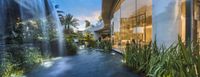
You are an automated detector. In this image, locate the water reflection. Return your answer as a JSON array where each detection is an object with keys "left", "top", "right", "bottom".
[{"left": 27, "top": 49, "right": 139, "bottom": 77}]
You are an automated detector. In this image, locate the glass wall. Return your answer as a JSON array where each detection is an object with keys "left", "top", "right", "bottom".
[
  {"left": 119, "top": 0, "right": 152, "bottom": 51},
  {"left": 111, "top": 0, "right": 152, "bottom": 51},
  {"left": 180, "top": 0, "right": 186, "bottom": 42},
  {"left": 152, "top": 0, "right": 186, "bottom": 47},
  {"left": 112, "top": 9, "right": 121, "bottom": 49},
  {"left": 194, "top": 0, "right": 200, "bottom": 42},
  {"left": 193, "top": 0, "right": 200, "bottom": 55},
  {"left": 112, "top": 0, "right": 187, "bottom": 51}
]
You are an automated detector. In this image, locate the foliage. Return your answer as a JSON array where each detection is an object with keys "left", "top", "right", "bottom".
[
  {"left": 6, "top": 18, "right": 58, "bottom": 44},
  {"left": 0, "top": 57, "right": 24, "bottom": 77},
  {"left": 48, "top": 28, "right": 57, "bottom": 41},
  {"left": 124, "top": 37, "right": 200, "bottom": 77},
  {"left": 0, "top": 46, "right": 43, "bottom": 77},
  {"left": 84, "top": 32, "right": 96, "bottom": 48},
  {"left": 65, "top": 40, "right": 78, "bottom": 55},
  {"left": 65, "top": 34, "right": 78, "bottom": 55},
  {"left": 61, "top": 14, "right": 79, "bottom": 33},
  {"left": 98, "top": 40, "right": 112, "bottom": 52},
  {"left": 22, "top": 47, "right": 43, "bottom": 71},
  {"left": 33, "top": 19, "right": 57, "bottom": 42},
  {"left": 85, "top": 20, "right": 91, "bottom": 28},
  {"left": 124, "top": 38, "right": 200, "bottom": 77},
  {"left": 6, "top": 22, "right": 24, "bottom": 44},
  {"left": 76, "top": 32, "right": 85, "bottom": 45}
]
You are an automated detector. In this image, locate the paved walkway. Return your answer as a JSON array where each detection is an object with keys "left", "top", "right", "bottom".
[{"left": 26, "top": 49, "right": 139, "bottom": 77}]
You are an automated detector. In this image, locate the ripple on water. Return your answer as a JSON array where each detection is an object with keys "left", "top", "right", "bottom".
[{"left": 27, "top": 49, "right": 140, "bottom": 77}]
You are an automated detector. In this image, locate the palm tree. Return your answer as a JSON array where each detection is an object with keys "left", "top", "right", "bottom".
[
  {"left": 61, "top": 14, "right": 79, "bottom": 33},
  {"left": 85, "top": 20, "right": 91, "bottom": 28}
]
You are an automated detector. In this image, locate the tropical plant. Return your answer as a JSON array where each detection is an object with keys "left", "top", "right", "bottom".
[
  {"left": 0, "top": 46, "right": 44, "bottom": 77},
  {"left": 124, "top": 37, "right": 200, "bottom": 77},
  {"left": 85, "top": 20, "right": 91, "bottom": 28},
  {"left": 65, "top": 34, "right": 78, "bottom": 56},
  {"left": 61, "top": 14, "right": 79, "bottom": 33},
  {"left": 98, "top": 40, "right": 112, "bottom": 52},
  {"left": 65, "top": 40, "right": 78, "bottom": 55},
  {"left": 84, "top": 32, "right": 96, "bottom": 48}
]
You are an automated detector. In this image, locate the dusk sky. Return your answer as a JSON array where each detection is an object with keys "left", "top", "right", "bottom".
[{"left": 53, "top": 0, "right": 102, "bottom": 31}]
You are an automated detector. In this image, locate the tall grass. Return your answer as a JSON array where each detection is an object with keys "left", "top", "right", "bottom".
[
  {"left": 124, "top": 37, "right": 200, "bottom": 77},
  {"left": 98, "top": 40, "right": 112, "bottom": 52}
]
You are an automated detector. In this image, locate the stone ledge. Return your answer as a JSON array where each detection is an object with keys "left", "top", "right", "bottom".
[{"left": 112, "top": 48, "right": 123, "bottom": 55}]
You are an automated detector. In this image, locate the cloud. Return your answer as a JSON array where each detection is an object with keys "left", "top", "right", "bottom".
[
  {"left": 76, "top": 10, "right": 101, "bottom": 31},
  {"left": 54, "top": 0, "right": 102, "bottom": 31}
]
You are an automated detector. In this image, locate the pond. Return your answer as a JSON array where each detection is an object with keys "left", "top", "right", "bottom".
[{"left": 26, "top": 49, "right": 140, "bottom": 77}]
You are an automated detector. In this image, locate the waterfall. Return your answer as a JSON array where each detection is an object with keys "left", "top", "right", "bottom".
[
  {"left": 46, "top": 0, "right": 65, "bottom": 56},
  {"left": 0, "top": 0, "right": 6, "bottom": 63},
  {"left": 0, "top": 0, "right": 65, "bottom": 56},
  {"left": 16, "top": 0, "right": 50, "bottom": 55}
]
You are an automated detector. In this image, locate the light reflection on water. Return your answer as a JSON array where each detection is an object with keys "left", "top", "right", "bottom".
[
  {"left": 27, "top": 49, "right": 139, "bottom": 77},
  {"left": 48, "top": 58, "right": 72, "bottom": 77},
  {"left": 41, "top": 57, "right": 63, "bottom": 68}
]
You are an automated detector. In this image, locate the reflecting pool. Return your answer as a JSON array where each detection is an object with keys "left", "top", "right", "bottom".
[{"left": 27, "top": 49, "right": 140, "bottom": 77}]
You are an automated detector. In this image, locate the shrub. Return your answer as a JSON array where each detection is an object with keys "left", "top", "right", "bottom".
[
  {"left": 0, "top": 46, "right": 43, "bottom": 77},
  {"left": 82, "top": 32, "right": 98, "bottom": 48},
  {"left": 0, "top": 61, "right": 24, "bottom": 77},
  {"left": 98, "top": 40, "right": 112, "bottom": 52},
  {"left": 87, "top": 39, "right": 96, "bottom": 48},
  {"left": 64, "top": 34, "right": 79, "bottom": 56},
  {"left": 22, "top": 47, "right": 43, "bottom": 71},
  {"left": 0, "top": 52, "right": 17, "bottom": 77},
  {"left": 65, "top": 40, "right": 78, "bottom": 56}
]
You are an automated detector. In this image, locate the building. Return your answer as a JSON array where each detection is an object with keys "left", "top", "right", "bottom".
[
  {"left": 84, "top": 20, "right": 104, "bottom": 40},
  {"left": 102, "top": 0, "right": 199, "bottom": 52}
]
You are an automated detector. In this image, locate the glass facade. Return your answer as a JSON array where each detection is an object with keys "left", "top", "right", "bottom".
[
  {"left": 194, "top": 0, "right": 200, "bottom": 42},
  {"left": 152, "top": 0, "right": 186, "bottom": 47},
  {"left": 111, "top": 9, "right": 121, "bottom": 49},
  {"left": 111, "top": 0, "right": 189, "bottom": 51},
  {"left": 112, "top": 0, "right": 152, "bottom": 51}
]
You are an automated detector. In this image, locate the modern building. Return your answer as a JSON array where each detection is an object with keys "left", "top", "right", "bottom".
[
  {"left": 102, "top": 0, "right": 199, "bottom": 52},
  {"left": 84, "top": 20, "right": 104, "bottom": 40}
]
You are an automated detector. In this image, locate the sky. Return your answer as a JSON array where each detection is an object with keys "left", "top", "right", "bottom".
[{"left": 52, "top": 0, "right": 102, "bottom": 31}]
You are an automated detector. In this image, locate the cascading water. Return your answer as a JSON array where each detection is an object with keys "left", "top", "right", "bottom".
[
  {"left": 46, "top": 0, "right": 65, "bottom": 56},
  {"left": 0, "top": 0, "right": 65, "bottom": 56},
  {"left": 15, "top": 0, "right": 50, "bottom": 55},
  {"left": 0, "top": 0, "right": 6, "bottom": 63}
]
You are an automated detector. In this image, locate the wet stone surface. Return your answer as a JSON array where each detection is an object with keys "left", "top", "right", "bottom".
[{"left": 27, "top": 49, "right": 140, "bottom": 77}]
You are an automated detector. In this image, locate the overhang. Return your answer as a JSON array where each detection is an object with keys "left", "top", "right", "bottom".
[
  {"left": 101, "top": 0, "right": 121, "bottom": 35},
  {"left": 102, "top": 0, "right": 121, "bottom": 24}
]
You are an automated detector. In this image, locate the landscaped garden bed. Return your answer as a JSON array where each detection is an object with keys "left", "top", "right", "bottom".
[
  {"left": 0, "top": 45, "right": 46, "bottom": 77},
  {"left": 124, "top": 37, "right": 200, "bottom": 77}
]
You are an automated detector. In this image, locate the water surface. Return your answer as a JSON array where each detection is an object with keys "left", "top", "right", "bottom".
[{"left": 27, "top": 49, "right": 139, "bottom": 77}]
